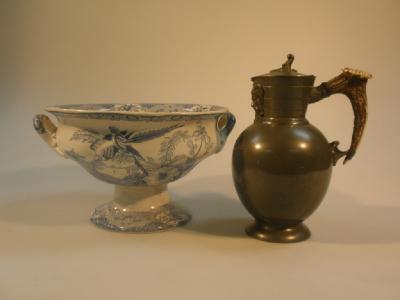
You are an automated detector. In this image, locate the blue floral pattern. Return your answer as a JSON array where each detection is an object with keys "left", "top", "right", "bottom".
[{"left": 66, "top": 123, "right": 213, "bottom": 185}]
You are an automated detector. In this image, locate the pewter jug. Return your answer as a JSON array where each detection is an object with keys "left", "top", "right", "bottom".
[{"left": 232, "top": 54, "right": 371, "bottom": 243}]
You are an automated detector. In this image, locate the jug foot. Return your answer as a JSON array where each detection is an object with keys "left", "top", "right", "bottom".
[
  {"left": 91, "top": 201, "right": 191, "bottom": 233},
  {"left": 246, "top": 222, "right": 311, "bottom": 243}
]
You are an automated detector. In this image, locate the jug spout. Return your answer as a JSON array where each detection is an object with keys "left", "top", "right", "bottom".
[
  {"left": 251, "top": 54, "right": 315, "bottom": 121},
  {"left": 252, "top": 82, "right": 312, "bottom": 120}
]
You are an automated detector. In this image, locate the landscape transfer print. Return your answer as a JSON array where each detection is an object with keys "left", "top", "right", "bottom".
[{"left": 64, "top": 122, "right": 214, "bottom": 185}]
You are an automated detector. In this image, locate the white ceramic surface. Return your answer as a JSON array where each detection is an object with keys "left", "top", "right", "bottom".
[{"left": 33, "top": 103, "right": 235, "bottom": 232}]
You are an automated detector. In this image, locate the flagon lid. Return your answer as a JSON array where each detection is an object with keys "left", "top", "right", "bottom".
[{"left": 251, "top": 54, "right": 315, "bottom": 86}]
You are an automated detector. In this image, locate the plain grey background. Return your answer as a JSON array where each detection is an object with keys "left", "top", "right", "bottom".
[{"left": 1, "top": 1, "right": 399, "bottom": 299}]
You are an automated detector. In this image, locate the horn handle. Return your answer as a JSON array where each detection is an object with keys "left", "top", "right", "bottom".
[{"left": 310, "top": 68, "right": 372, "bottom": 165}]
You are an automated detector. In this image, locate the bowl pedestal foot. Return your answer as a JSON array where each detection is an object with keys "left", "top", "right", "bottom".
[
  {"left": 90, "top": 184, "right": 191, "bottom": 232},
  {"left": 245, "top": 221, "right": 311, "bottom": 243}
]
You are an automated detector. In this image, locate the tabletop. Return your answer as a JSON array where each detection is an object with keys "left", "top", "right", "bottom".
[{"left": 0, "top": 166, "right": 399, "bottom": 300}]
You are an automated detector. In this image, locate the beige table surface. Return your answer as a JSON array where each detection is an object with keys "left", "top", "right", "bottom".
[{"left": 0, "top": 165, "right": 399, "bottom": 300}]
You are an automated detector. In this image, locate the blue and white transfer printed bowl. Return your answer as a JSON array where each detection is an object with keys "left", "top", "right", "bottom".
[{"left": 33, "top": 103, "right": 235, "bottom": 232}]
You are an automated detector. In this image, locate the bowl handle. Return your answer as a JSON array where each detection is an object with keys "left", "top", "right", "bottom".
[
  {"left": 215, "top": 112, "right": 236, "bottom": 152},
  {"left": 33, "top": 114, "right": 67, "bottom": 158}
]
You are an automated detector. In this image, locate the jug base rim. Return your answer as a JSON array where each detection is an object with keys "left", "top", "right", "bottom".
[{"left": 245, "top": 222, "right": 310, "bottom": 243}]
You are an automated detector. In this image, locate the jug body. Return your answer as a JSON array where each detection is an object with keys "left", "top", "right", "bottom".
[
  {"left": 233, "top": 117, "right": 332, "bottom": 241},
  {"left": 232, "top": 54, "right": 371, "bottom": 243}
]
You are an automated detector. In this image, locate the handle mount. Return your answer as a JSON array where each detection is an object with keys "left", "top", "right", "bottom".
[
  {"left": 216, "top": 112, "right": 236, "bottom": 152},
  {"left": 33, "top": 114, "right": 67, "bottom": 158}
]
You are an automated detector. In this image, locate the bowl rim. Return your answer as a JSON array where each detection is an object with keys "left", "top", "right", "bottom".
[{"left": 46, "top": 103, "right": 229, "bottom": 116}]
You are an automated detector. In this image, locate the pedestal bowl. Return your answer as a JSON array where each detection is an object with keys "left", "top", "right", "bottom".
[{"left": 33, "top": 103, "right": 235, "bottom": 232}]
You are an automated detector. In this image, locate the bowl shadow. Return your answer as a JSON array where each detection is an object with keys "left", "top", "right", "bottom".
[
  {"left": 172, "top": 191, "right": 251, "bottom": 238},
  {"left": 0, "top": 168, "right": 398, "bottom": 245}
]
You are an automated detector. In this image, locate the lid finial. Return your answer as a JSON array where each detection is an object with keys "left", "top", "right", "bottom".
[
  {"left": 251, "top": 53, "right": 314, "bottom": 85},
  {"left": 282, "top": 54, "right": 295, "bottom": 72}
]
